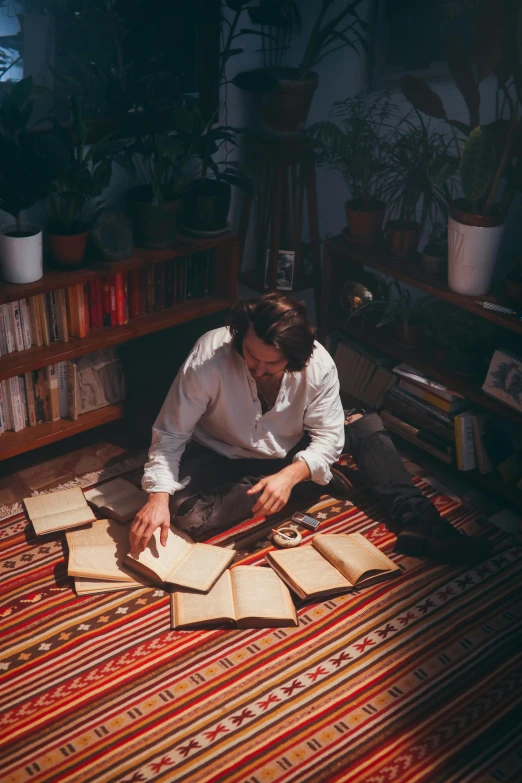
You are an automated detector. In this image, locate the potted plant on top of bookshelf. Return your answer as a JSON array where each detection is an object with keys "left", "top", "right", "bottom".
[
  {"left": 47, "top": 95, "right": 120, "bottom": 269},
  {"left": 306, "top": 91, "right": 399, "bottom": 242},
  {"left": 233, "top": 0, "right": 370, "bottom": 135},
  {"left": 380, "top": 113, "right": 458, "bottom": 259},
  {"left": 400, "top": 0, "right": 522, "bottom": 296},
  {"left": 0, "top": 77, "right": 58, "bottom": 284},
  {"left": 421, "top": 222, "right": 447, "bottom": 277}
]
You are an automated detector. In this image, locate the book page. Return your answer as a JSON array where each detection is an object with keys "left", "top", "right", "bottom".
[
  {"left": 74, "top": 576, "right": 152, "bottom": 595},
  {"left": 168, "top": 543, "right": 235, "bottom": 591},
  {"left": 124, "top": 526, "right": 193, "bottom": 583},
  {"left": 66, "top": 518, "right": 141, "bottom": 582},
  {"left": 231, "top": 566, "right": 297, "bottom": 625},
  {"left": 25, "top": 487, "right": 96, "bottom": 535},
  {"left": 171, "top": 571, "right": 236, "bottom": 628},
  {"left": 84, "top": 478, "right": 147, "bottom": 523},
  {"left": 267, "top": 546, "right": 352, "bottom": 598},
  {"left": 312, "top": 533, "right": 399, "bottom": 585}
]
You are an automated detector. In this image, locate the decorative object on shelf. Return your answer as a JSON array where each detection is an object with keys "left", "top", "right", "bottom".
[
  {"left": 483, "top": 347, "right": 522, "bottom": 414},
  {"left": 421, "top": 223, "right": 447, "bottom": 277},
  {"left": 340, "top": 281, "right": 375, "bottom": 315},
  {"left": 264, "top": 249, "right": 295, "bottom": 291},
  {"left": 91, "top": 211, "right": 134, "bottom": 261},
  {"left": 232, "top": 0, "right": 369, "bottom": 135},
  {"left": 400, "top": 1, "right": 522, "bottom": 295},
  {"left": 307, "top": 92, "right": 399, "bottom": 242},
  {"left": 0, "top": 77, "right": 58, "bottom": 284}
]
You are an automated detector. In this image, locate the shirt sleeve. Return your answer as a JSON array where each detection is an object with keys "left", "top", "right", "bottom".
[
  {"left": 292, "top": 364, "right": 345, "bottom": 485},
  {"left": 141, "top": 354, "right": 210, "bottom": 495}
]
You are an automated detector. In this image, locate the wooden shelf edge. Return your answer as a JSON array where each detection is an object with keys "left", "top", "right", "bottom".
[{"left": 0, "top": 404, "right": 125, "bottom": 460}]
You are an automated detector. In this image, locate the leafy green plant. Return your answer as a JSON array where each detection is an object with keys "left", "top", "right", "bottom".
[
  {"left": 306, "top": 91, "right": 399, "bottom": 209},
  {"left": 344, "top": 279, "right": 432, "bottom": 332}
]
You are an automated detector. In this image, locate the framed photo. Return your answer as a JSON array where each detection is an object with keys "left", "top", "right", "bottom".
[
  {"left": 370, "top": 0, "right": 481, "bottom": 87},
  {"left": 264, "top": 250, "right": 295, "bottom": 291}
]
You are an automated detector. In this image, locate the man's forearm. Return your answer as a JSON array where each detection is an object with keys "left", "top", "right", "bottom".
[{"left": 280, "top": 460, "right": 311, "bottom": 487}]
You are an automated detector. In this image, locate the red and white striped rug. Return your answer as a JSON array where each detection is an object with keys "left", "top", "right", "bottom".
[{"left": 1, "top": 455, "right": 520, "bottom": 783}]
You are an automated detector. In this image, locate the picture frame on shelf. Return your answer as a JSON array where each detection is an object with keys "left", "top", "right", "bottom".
[{"left": 264, "top": 250, "right": 295, "bottom": 291}]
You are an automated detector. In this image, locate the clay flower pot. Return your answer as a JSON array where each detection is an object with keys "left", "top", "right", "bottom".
[
  {"left": 129, "top": 186, "right": 182, "bottom": 248},
  {"left": 385, "top": 220, "right": 420, "bottom": 259},
  {"left": 344, "top": 199, "right": 385, "bottom": 242},
  {"left": 257, "top": 68, "right": 319, "bottom": 135},
  {"left": 48, "top": 227, "right": 89, "bottom": 269}
]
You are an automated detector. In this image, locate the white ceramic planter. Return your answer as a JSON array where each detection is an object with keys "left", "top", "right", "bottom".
[
  {"left": 448, "top": 216, "right": 505, "bottom": 296},
  {"left": 0, "top": 224, "right": 43, "bottom": 284}
]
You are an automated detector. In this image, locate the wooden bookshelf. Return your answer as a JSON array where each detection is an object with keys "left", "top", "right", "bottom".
[{"left": 0, "top": 233, "right": 239, "bottom": 459}]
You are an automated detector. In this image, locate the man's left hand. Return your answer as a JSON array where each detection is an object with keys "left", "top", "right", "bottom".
[{"left": 247, "top": 461, "right": 310, "bottom": 516}]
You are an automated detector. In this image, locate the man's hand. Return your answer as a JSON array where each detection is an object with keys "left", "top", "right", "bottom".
[
  {"left": 247, "top": 461, "right": 310, "bottom": 516},
  {"left": 130, "top": 492, "right": 171, "bottom": 557}
]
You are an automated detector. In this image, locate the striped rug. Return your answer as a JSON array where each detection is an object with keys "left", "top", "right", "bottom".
[{"left": 1, "top": 455, "right": 521, "bottom": 783}]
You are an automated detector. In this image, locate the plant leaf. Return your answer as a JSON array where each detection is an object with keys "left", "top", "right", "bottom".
[
  {"left": 400, "top": 75, "right": 447, "bottom": 119},
  {"left": 474, "top": 0, "right": 506, "bottom": 81},
  {"left": 428, "top": 154, "right": 460, "bottom": 186},
  {"left": 232, "top": 70, "right": 280, "bottom": 91},
  {"left": 460, "top": 125, "right": 496, "bottom": 202},
  {"left": 445, "top": 36, "right": 480, "bottom": 128}
]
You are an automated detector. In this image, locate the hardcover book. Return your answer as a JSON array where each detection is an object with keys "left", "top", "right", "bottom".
[
  {"left": 266, "top": 533, "right": 400, "bottom": 600},
  {"left": 24, "top": 487, "right": 96, "bottom": 536},
  {"left": 66, "top": 518, "right": 150, "bottom": 583},
  {"left": 171, "top": 566, "right": 298, "bottom": 630},
  {"left": 84, "top": 478, "right": 146, "bottom": 523}
]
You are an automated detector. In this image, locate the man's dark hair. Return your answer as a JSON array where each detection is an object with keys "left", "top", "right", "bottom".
[{"left": 227, "top": 293, "right": 315, "bottom": 372}]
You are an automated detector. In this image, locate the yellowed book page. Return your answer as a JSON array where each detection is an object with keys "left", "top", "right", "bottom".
[
  {"left": 84, "top": 479, "right": 147, "bottom": 523},
  {"left": 312, "top": 533, "right": 399, "bottom": 585},
  {"left": 25, "top": 487, "right": 95, "bottom": 535},
  {"left": 168, "top": 543, "right": 235, "bottom": 592},
  {"left": 124, "top": 526, "right": 193, "bottom": 583},
  {"left": 74, "top": 577, "right": 152, "bottom": 595},
  {"left": 230, "top": 565, "right": 297, "bottom": 624},
  {"left": 268, "top": 546, "right": 352, "bottom": 597},
  {"left": 66, "top": 518, "right": 142, "bottom": 582},
  {"left": 171, "top": 571, "right": 236, "bottom": 628}
]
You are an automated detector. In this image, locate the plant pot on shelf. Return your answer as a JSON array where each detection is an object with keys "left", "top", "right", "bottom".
[
  {"left": 505, "top": 272, "right": 522, "bottom": 308},
  {"left": 128, "top": 185, "right": 182, "bottom": 249},
  {"left": 0, "top": 223, "right": 43, "bottom": 284},
  {"left": 385, "top": 220, "right": 420, "bottom": 259},
  {"left": 447, "top": 199, "right": 506, "bottom": 296},
  {"left": 48, "top": 224, "right": 89, "bottom": 269},
  {"left": 182, "top": 179, "right": 232, "bottom": 236},
  {"left": 421, "top": 244, "right": 446, "bottom": 277},
  {"left": 344, "top": 199, "right": 385, "bottom": 242},
  {"left": 393, "top": 321, "right": 422, "bottom": 347},
  {"left": 256, "top": 68, "right": 319, "bottom": 135}
]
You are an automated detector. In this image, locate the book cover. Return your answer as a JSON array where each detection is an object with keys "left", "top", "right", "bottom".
[
  {"left": 471, "top": 413, "right": 494, "bottom": 474},
  {"left": 24, "top": 487, "right": 96, "bottom": 536},
  {"left": 23, "top": 371, "right": 37, "bottom": 427},
  {"left": 28, "top": 296, "right": 43, "bottom": 347},
  {"left": 482, "top": 348, "right": 522, "bottom": 414},
  {"left": 19, "top": 299, "right": 33, "bottom": 350}
]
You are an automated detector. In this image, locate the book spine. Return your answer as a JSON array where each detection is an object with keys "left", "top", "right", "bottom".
[
  {"left": 83, "top": 283, "right": 90, "bottom": 333},
  {"left": 2, "top": 304, "right": 15, "bottom": 353},
  {"left": 46, "top": 292, "right": 60, "bottom": 342},
  {"left": 55, "top": 288, "right": 69, "bottom": 342},
  {"left": 8, "top": 375, "right": 25, "bottom": 431},
  {"left": 39, "top": 294, "right": 52, "bottom": 346},
  {"left": 88, "top": 280, "right": 98, "bottom": 329},
  {"left": 32, "top": 370, "right": 45, "bottom": 424},
  {"left": 0, "top": 305, "right": 7, "bottom": 355},
  {"left": 123, "top": 272, "right": 129, "bottom": 324},
  {"left": 381, "top": 410, "right": 454, "bottom": 465},
  {"left": 45, "top": 364, "right": 60, "bottom": 421},
  {"left": 28, "top": 296, "right": 43, "bottom": 347},
  {"left": 387, "top": 386, "right": 453, "bottom": 425},
  {"left": 2, "top": 380, "right": 12, "bottom": 430},
  {"left": 115, "top": 272, "right": 125, "bottom": 325},
  {"left": 96, "top": 279, "right": 103, "bottom": 328},
  {"left": 37, "top": 368, "right": 51, "bottom": 422},
  {"left": 146, "top": 266, "right": 155, "bottom": 312},
  {"left": 384, "top": 390, "right": 454, "bottom": 441},
  {"left": 10, "top": 301, "right": 25, "bottom": 351},
  {"left": 461, "top": 414, "right": 477, "bottom": 472},
  {"left": 66, "top": 286, "right": 77, "bottom": 338},
  {"left": 0, "top": 383, "right": 6, "bottom": 433},
  {"left": 67, "top": 359, "right": 78, "bottom": 420},
  {"left": 77, "top": 284, "right": 87, "bottom": 338},
  {"left": 109, "top": 276, "right": 117, "bottom": 326},
  {"left": 24, "top": 371, "right": 37, "bottom": 426},
  {"left": 128, "top": 268, "right": 142, "bottom": 317},
  {"left": 154, "top": 263, "right": 165, "bottom": 311},
  {"left": 57, "top": 360, "right": 68, "bottom": 418},
  {"left": 19, "top": 298, "right": 33, "bottom": 350},
  {"left": 18, "top": 375, "right": 30, "bottom": 428},
  {"left": 399, "top": 379, "right": 455, "bottom": 413},
  {"left": 164, "top": 259, "right": 174, "bottom": 307},
  {"left": 102, "top": 278, "right": 111, "bottom": 326}
]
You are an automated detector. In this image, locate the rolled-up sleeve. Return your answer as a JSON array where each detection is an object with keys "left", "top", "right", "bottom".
[
  {"left": 292, "top": 365, "right": 344, "bottom": 485},
  {"left": 141, "top": 357, "right": 210, "bottom": 495}
]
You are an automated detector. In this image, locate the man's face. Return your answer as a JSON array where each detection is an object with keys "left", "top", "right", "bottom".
[{"left": 242, "top": 327, "right": 288, "bottom": 380}]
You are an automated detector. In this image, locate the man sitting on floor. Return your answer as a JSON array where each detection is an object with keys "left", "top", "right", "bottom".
[{"left": 130, "top": 292, "right": 491, "bottom": 564}]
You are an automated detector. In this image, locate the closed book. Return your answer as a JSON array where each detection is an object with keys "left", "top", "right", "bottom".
[
  {"left": 28, "top": 296, "right": 43, "bottom": 347},
  {"left": 128, "top": 268, "right": 142, "bottom": 317},
  {"left": 115, "top": 272, "right": 125, "bottom": 325},
  {"left": 37, "top": 368, "right": 51, "bottom": 422},
  {"left": 24, "top": 371, "right": 37, "bottom": 427},
  {"left": 19, "top": 299, "right": 33, "bottom": 349},
  {"left": 384, "top": 387, "right": 455, "bottom": 442},
  {"left": 398, "top": 378, "right": 467, "bottom": 413},
  {"left": 88, "top": 280, "right": 99, "bottom": 329},
  {"left": 45, "top": 364, "right": 60, "bottom": 421},
  {"left": 164, "top": 258, "right": 175, "bottom": 307},
  {"left": 2, "top": 380, "right": 12, "bottom": 430},
  {"left": 18, "top": 375, "right": 29, "bottom": 427},
  {"left": 471, "top": 413, "right": 494, "bottom": 474},
  {"left": 2, "top": 304, "right": 15, "bottom": 353},
  {"left": 57, "top": 360, "right": 68, "bottom": 418},
  {"left": 146, "top": 266, "right": 155, "bottom": 312},
  {"left": 67, "top": 359, "right": 79, "bottom": 420},
  {"left": 8, "top": 375, "right": 25, "bottom": 431},
  {"left": 380, "top": 409, "right": 454, "bottom": 465},
  {"left": 9, "top": 301, "right": 25, "bottom": 351},
  {"left": 45, "top": 291, "right": 60, "bottom": 342},
  {"left": 109, "top": 276, "right": 117, "bottom": 326},
  {"left": 102, "top": 278, "right": 111, "bottom": 326},
  {"left": 32, "top": 371, "right": 45, "bottom": 425},
  {"left": 66, "top": 286, "right": 78, "bottom": 337},
  {"left": 393, "top": 364, "right": 465, "bottom": 404},
  {"left": 482, "top": 348, "right": 522, "bottom": 414},
  {"left": 55, "top": 288, "right": 69, "bottom": 342},
  {"left": 0, "top": 306, "right": 7, "bottom": 354},
  {"left": 454, "top": 412, "right": 477, "bottom": 471},
  {"left": 123, "top": 273, "right": 129, "bottom": 324},
  {"left": 83, "top": 283, "right": 90, "bottom": 333},
  {"left": 96, "top": 279, "right": 103, "bottom": 328},
  {"left": 76, "top": 284, "right": 87, "bottom": 338},
  {"left": 0, "top": 383, "right": 6, "bottom": 432},
  {"left": 154, "top": 263, "right": 165, "bottom": 311}
]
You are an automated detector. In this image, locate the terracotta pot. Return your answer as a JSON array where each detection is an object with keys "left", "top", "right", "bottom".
[
  {"left": 393, "top": 322, "right": 422, "bottom": 347},
  {"left": 129, "top": 186, "right": 182, "bottom": 248},
  {"left": 448, "top": 200, "right": 506, "bottom": 296},
  {"left": 505, "top": 275, "right": 522, "bottom": 307},
  {"left": 257, "top": 68, "right": 319, "bottom": 135},
  {"left": 48, "top": 229, "right": 89, "bottom": 268},
  {"left": 344, "top": 199, "right": 385, "bottom": 241},
  {"left": 385, "top": 220, "right": 420, "bottom": 258},
  {"left": 421, "top": 250, "right": 446, "bottom": 276}
]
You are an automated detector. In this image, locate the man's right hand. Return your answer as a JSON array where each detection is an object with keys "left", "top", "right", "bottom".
[{"left": 130, "top": 492, "right": 171, "bottom": 557}]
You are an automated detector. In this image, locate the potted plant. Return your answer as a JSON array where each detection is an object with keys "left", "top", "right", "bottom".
[
  {"left": 400, "top": 0, "right": 522, "bottom": 295},
  {"left": 307, "top": 92, "right": 399, "bottom": 241},
  {"left": 0, "top": 77, "right": 58, "bottom": 283},
  {"left": 421, "top": 222, "right": 447, "bottom": 276},
  {"left": 47, "top": 95, "right": 118, "bottom": 268},
  {"left": 381, "top": 113, "right": 458, "bottom": 259},
  {"left": 232, "top": 0, "right": 369, "bottom": 135}
]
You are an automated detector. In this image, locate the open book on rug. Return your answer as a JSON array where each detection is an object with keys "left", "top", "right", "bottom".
[
  {"left": 125, "top": 527, "right": 235, "bottom": 593},
  {"left": 266, "top": 532, "right": 400, "bottom": 599},
  {"left": 171, "top": 565, "right": 298, "bottom": 629},
  {"left": 24, "top": 487, "right": 96, "bottom": 536},
  {"left": 74, "top": 576, "right": 153, "bottom": 595},
  {"left": 84, "top": 478, "right": 147, "bottom": 523}
]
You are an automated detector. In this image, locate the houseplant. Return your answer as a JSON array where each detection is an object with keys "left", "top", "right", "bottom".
[
  {"left": 400, "top": 0, "right": 522, "bottom": 295},
  {"left": 47, "top": 95, "right": 118, "bottom": 268},
  {"left": 306, "top": 91, "right": 399, "bottom": 241},
  {"left": 232, "top": 0, "right": 370, "bottom": 134},
  {"left": 380, "top": 113, "right": 458, "bottom": 258},
  {"left": 0, "top": 76, "right": 59, "bottom": 283},
  {"left": 421, "top": 222, "right": 447, "bottom": 277}
]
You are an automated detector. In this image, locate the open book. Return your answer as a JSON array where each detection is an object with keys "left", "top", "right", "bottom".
[
  {"left": 84, "top": 478, "right": 147, "bottom": 523},
  {"left": 74, "top": 576, "right": 153, "bottom": 595},
  {"left": 125, "top": 527, "right": 235, "bottom": 593},
  {"left": 66, "top": 518, "right": 151, "bottom": 584},
  {"left": 171, "top": 565, "right": 298, "bottom": 629},
  {"left": 266, "top": 532, "right": 400, "bottom": 599},
  {"left": 24, "top": 487, "right": 96, "bottom": 536}
]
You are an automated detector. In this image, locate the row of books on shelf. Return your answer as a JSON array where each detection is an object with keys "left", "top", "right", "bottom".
[
  {"left": 332, "top": 334, "right": 522, "bottom": 492},
  {"left": 0, "top": 348, "right": 125, "bottom": 434},
  {"left": 0, "top": 250, "right": 216, "bottom": 352}
]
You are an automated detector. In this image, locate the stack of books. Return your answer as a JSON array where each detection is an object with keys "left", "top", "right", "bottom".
[
  {"left": 332, "top": 334, "right": 396, "bottom": 408},
  {"left": 0, "top": 249, "right": 215, "bottom": 349}
]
